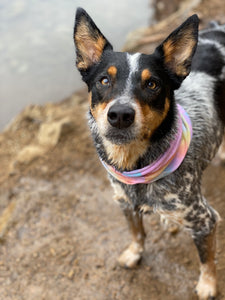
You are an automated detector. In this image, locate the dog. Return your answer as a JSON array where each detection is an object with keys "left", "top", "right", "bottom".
[{"left": 74, "top": 8, "right": 225, "bottom": 299}]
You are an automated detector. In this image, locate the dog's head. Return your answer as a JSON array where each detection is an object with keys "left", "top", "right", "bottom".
[{"left": 74, "top": 8, "right": 199, "bottom": 169}]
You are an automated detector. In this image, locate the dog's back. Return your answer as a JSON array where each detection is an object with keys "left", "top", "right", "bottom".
[
  {"left": 199, "top": 23, "right": 225, "bottom": 123},
  {"left": 176, "top": 23, "right": 225, "bottom": 169}
]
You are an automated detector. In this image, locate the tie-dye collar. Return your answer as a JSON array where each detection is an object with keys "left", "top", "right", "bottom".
[{"left": 100, "top": 104, "right": 192, "bottom": 185}]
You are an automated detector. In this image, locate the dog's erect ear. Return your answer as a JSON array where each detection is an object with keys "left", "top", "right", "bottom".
[
  {"left": 155, "top": 14, "right": 199, "bottom": 85},
  {"left": 74, "top": 8, "right": 113, "bottom": 72}
]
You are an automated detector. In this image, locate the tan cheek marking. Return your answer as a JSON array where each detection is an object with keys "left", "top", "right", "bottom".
[
  {"left": 141, "top": 69, "right": 151, "bottom": 82},
  {"left": 90, "top": 102, "right": 108, "bottom": 120},
  {"left": 107, "top": 66, "right": 117, "bottom": 77},
  {"left": 137, "top": 97, "right": 170, "bottom": 140}
]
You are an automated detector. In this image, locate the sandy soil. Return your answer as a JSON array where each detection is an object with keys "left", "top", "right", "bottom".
[{"left": 0, "top": 0, "right": 225, "bottom": 299}]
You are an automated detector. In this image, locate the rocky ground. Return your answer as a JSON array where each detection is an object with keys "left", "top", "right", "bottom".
[{"left": 1, "top": 0, "right": 225, "bottom": 299}]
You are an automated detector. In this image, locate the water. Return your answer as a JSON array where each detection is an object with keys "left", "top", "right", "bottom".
[{"left": 0, "top": 0, "right": 153, "bottom": 129}]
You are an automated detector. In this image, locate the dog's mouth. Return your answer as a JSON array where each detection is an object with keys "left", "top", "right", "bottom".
[{"left": 105, "top": 127, "right": 136, "bottom": 145}]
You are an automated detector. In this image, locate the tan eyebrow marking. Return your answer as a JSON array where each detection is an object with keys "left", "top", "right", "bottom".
[
  {"left": 107, "top": 66, "right": 117, "bottom": 77},
  {"left": 141, "top": 69, "right": 151, "bottom": 82}
]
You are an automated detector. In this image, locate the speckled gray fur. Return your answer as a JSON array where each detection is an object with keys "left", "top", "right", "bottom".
[{"left": 89, "top": 26, "right": 225, "bottom": 241}]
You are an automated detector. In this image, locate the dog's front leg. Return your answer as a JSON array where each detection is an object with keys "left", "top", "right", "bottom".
[
  {"left": 194, "top": 227, "right": 217, "bottom": 300},
  {"left": 111, "top": 182, "right": 146, "bottom": 268},
  {"left": 190, "top": 206, "right": 219, "bottom": 300},
  {"left": 118, "top": 204, "right": 146, "bottom": 268}
]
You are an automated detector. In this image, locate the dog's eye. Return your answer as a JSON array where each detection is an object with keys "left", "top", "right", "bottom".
[
  {"left": 100, "top": 77, "right": 110, "bottom": 86},
  {"left": 147, "top": 80, "right": 157, "bottom": 90}
]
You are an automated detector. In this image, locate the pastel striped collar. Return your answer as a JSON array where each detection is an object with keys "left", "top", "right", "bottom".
[{"left": 100, "top": 104, "right": 192, "bottom": 185}]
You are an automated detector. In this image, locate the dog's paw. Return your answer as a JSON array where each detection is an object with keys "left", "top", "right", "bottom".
[
  {"left": 117, "top": 242, "right": 144, "bottom": 268},
  {"left": 195, "top": 273, "right": 217, "bottom": 300}
]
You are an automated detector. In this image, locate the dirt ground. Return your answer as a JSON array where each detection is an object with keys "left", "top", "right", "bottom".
[{"left": 1, "top": 0, "right": 225, "bottom": 299}]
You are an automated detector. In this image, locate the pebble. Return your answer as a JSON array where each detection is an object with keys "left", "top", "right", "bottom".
[
  {"left": 50, "top": 248, "right": 56, "bottom": 256},
  {"left": 33, "top": 252, "right": 38, "bottom": 258},
  {"left": 67, "top": 269, "right": 75, "bottom": 280}
]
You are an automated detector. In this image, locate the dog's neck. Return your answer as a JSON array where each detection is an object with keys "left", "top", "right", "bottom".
[{"left": 100, "top": 104, "right": 192, "bottom": 185}]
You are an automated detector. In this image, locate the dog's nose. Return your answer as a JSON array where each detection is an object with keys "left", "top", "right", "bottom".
[{"left": 107, "top": 104, "right": 135, "bottom": 129}]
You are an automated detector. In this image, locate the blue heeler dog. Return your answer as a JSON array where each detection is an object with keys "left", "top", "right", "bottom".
[{"left": 74, "top": 8, "right": 225, "bottom": 299}]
